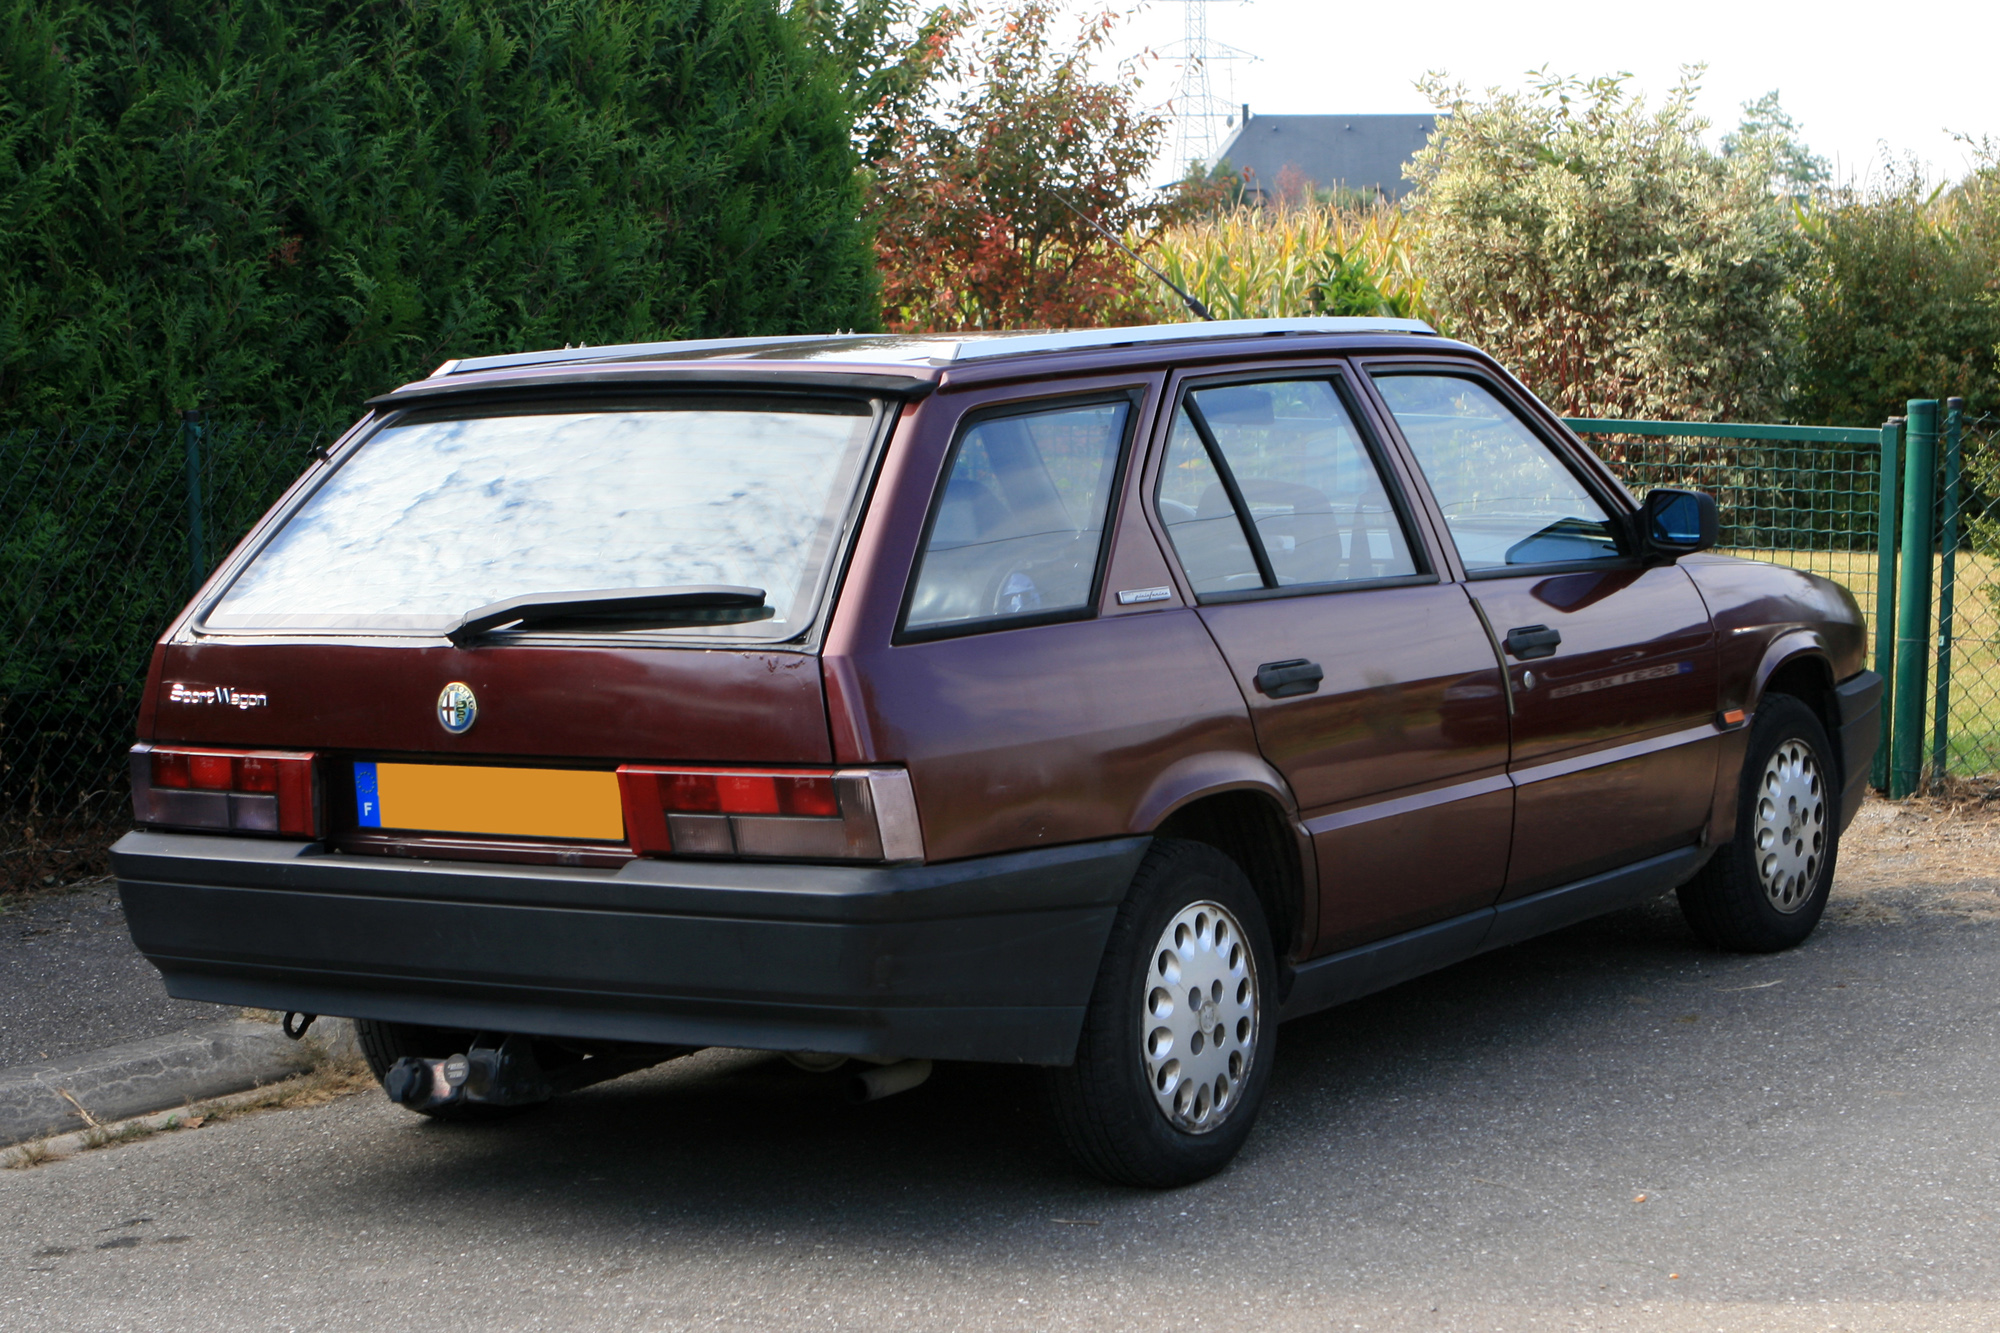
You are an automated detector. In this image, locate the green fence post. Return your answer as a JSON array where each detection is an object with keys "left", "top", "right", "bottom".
[
  {"left": 1890, "top": 400, "right": 1938, "bottom": 797},
  {"left": 181, "top": 408, "right": 207, "bottom": 594},
  {"left": 1932, "top": 398, "right": 1963, "bottom": 782},
  {"left": 1872, "top": 417, "right": 1902, "bottom": 791}
]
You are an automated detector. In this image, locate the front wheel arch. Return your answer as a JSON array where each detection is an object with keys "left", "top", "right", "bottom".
[{"left": 1679, "top": 693, "right": 1839, "bottom": 953}]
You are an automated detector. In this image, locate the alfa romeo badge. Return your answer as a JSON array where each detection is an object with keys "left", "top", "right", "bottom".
[{"left": 437, "top": 681, "right": 478, "bottom": 734}]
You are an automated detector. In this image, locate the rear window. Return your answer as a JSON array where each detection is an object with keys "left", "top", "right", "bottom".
[{"left": 203, "top": 399, "right": 879, "bottom": 640}]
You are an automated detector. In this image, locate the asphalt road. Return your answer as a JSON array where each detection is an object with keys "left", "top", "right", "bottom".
[
  {"left": 0, "top": 883, "right": 218, "bottom": 1069},
  {"left": 6, "top": 834, "right": 2000, "bottom": 1331}
]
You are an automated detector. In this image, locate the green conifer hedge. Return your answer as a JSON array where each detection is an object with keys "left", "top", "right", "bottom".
[{"left": 0, "top": 0, "right": 879, "bottom": 427}]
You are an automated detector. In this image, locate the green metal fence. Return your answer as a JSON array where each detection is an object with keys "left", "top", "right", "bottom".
[
  {"left": 1922, "top": 404, "right": 1999, "bottom": 789},
  {"left": 1570, "top": 402, "right": 2000, "bottom": 795},
  {"left": 1, "top": 419, "right": 336, "bottom": 891}
]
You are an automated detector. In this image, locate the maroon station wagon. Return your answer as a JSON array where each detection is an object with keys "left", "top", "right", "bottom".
[{"left": 112, "top": 319, "right": 1882, "bottom": 1186}]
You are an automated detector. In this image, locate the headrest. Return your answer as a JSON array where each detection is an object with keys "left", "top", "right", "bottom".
[{"left": 1196, "top": 386, "right": 1275, "bottom": 425}]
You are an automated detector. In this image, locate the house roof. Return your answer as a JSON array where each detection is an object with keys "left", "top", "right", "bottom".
[{"left": 1213, "top": 113, "right": 1438, "bottom": 202}]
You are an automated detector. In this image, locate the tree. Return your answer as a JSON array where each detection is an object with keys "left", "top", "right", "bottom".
[
  {"left": 1406, "top": 71, "right": 1797, "bottom": 421},
  {"left": 792, "top": 0, "right": 955, "bottom": 166},
  {"left": 867, "top": 1, "right": 1177, "bottom": 331},
  {"left": 1788, "top": 167, "right": 2000, "bottom": 427},
  {"left": 1723, "top": 91, "right": 1830, "bottom": 199},
  {"left": 0, "top": 0, "right": 881, "bottom": 427},
  {"left": 1784, "top": 140, "right": 2000, "bottom": 427}
]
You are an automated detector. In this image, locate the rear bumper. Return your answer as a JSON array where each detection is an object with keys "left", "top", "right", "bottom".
[
  {"left": 111, "top": 831, "right": 1148, "bottom": 1066},
  {"left": 1835, "top": 669, "right": 1884, "bottom": 830}
]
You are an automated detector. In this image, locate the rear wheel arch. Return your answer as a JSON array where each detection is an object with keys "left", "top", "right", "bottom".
[{"left": 1152, "top": 789, "right": 1311, "bottom": 964}]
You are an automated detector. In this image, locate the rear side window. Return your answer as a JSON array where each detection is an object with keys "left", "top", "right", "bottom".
[
  {"left": 1157, "top": 408, "right": 1262, "bottom": 595},
  {"left": 1372, "top": 374, "right": 1623, "bottom": 570},
  {"left": 1156, "top": 378, "right": 1420, "bottom": 599},
  {"left": 903, "top": 398, "right": 1131, "bottom": 636},
  {"left": 203, "top": 399, "right": 879, "bottom": 639}
]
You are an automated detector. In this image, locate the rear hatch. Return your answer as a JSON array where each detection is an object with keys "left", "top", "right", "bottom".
[{"left": 139, "top": 389, "right": 889, "bottom": 865}]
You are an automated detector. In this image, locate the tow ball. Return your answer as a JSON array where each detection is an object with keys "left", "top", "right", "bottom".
[
  {"left": 383, "top": 1033, "right": 554, "bottom": 1112},
  {"left": 382, "top": 1033, "right": 687, "bottom": 1111}
]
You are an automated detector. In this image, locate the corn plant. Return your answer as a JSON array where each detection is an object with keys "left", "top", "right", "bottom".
[{"left": 1128, "top": 204, "right": 1437, "bottom": 327}]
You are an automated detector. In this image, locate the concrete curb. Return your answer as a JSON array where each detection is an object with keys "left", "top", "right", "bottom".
[{"left": 0, "top": 1017, "right": 358, "bottom": 1149}]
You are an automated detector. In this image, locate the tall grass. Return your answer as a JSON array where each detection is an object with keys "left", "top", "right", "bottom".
[{"left": 1129, "top": 204, "right": 1437, "bottom": 327}]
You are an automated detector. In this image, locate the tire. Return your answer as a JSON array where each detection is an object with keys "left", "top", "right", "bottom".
[
  {"left": 1045, "top": 839, "right": 1277, "bottom": 1188},
  {"left": 1677, "top": 694, "right": 1840, "bottom": 953}
]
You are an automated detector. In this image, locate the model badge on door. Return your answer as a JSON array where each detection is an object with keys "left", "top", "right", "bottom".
[{"left": 437, "top": 682, "right": 478, "bottom": 734}]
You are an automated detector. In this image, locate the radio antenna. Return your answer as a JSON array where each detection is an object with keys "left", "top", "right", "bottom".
[{"left": 1047, "top": 190, "right": 1215, "bottom": 322}]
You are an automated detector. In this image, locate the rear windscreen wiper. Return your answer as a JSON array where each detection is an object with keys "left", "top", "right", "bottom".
[{"left": 445, "top": 586, "right": 769, "bottom": 646}]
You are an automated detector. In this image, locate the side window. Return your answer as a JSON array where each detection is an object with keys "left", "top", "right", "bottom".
[
  {"left": 904, "top": 397, "right": 1130, "bottom": 635},
  {"left": 1156, "top": 378, "right": 1419, "bottom": 599},
  {"left": 1157, "top": 408, "right": 1262, "bottom": 595},
  {"left": 1372, "top": 374, "right": 1623, "bottom": 571}
]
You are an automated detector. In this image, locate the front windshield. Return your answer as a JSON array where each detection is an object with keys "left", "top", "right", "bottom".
[{"left": 203, "top": 399, "right": 878, "bottom": 639}]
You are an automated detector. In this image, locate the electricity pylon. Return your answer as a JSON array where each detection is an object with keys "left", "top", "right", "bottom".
[{"left": 1154, "top": 0, "right": 1257, "bottom": 178}]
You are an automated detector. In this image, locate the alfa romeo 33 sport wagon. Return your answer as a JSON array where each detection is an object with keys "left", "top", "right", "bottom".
[{"left": 112, "top": 318, "right": 1882, "bottom": 1186}]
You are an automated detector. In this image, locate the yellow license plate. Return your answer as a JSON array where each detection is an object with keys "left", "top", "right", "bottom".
[{"left": 353, "top": 762, "right": 624, "bottom": 841}]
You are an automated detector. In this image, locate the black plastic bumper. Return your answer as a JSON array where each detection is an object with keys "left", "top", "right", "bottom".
[
  {"left": 1835, "top": 669, "right": 1884, "bottom": 830},
  {"left": 111, "top": 831, "right": 1150, "bottom": 1066}
]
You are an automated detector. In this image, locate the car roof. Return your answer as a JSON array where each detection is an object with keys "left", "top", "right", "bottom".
[
  {"left": 431, "top": 318, "right": 1440, "bottom": 379},
  {"left": 368, "top": 318, "right": 1459, "bottom": 411}
]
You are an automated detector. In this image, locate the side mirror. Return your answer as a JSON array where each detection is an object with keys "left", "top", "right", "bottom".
[{"left": 1640, "top": 488, "right": 1719, "bottom": 558}]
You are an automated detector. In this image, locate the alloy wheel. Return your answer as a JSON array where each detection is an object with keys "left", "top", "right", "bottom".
[
  {"left": 1140, "top": 900, "right": 1260, "bottom": 1133},
  {"left": 1755, "top": 738, "right": 1826, "bottom": 913}
]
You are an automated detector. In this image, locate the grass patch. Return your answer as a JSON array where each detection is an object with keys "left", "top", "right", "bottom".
[{"left": 3, "top": 1138, "right": 61, "bottom": 1169}]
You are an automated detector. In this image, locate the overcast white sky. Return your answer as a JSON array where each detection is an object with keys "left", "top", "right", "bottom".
[{"left": 1094, "top": 0, "right": 1996, "bottom": 186}]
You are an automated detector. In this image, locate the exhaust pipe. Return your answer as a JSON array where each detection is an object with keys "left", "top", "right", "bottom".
[{"left": 846, "top": 1058, "right": 932, "bottom": 1103}]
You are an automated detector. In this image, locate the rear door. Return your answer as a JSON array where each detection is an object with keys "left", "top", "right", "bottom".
[
  {"left": 1147, "top": 365, "right": 1513, "bottom": 953},
  {"left": 1364, "top": 367, "right": 1720, "bottom": 897}
]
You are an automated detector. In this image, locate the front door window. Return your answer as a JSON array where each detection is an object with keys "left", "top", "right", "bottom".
[{"left": 1372, "top": 374, "right": 1623, "bottom": 570}]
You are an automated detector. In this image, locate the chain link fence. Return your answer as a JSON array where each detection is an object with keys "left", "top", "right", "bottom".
[
  {"left": 1574, "top": 410, "right": 2000, "bottom": 789},
  {"left": 1928, "top": 408, "right": 2000, "bottom": 783},
  {"left": 1, "top": 420, "right": 335, "bottom": 892},
  {"left": 1573, "top": 420, "right": 1888, "bottom": 630}
]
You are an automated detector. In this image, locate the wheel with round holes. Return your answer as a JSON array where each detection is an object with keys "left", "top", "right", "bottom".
[
  {"left": 1677, "top": 694, "right": 1840, "bottom": 953},
  {"left": 1044, "top": 839, "right": 1276, "bottom": 1187}
]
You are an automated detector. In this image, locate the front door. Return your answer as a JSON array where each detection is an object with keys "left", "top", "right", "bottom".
[
  {"left": 1367, "top": 370, "right": 1720, "bottom": 897},
  {"left": 1149, "top": 369, "right": 1513, "bottom": 953}
]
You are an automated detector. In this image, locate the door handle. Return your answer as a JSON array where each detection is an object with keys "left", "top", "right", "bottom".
[
  {"left": 1255, "top": 659, "right": 1325, "bottom": 698},
  {"left": 1503, "top": 624, "right": 1562, "bottom": 660}
]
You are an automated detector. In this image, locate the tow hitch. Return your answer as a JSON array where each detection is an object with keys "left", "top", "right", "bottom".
[{"left": 383, "top": 1033, "right": 671, "bottom": 1112}]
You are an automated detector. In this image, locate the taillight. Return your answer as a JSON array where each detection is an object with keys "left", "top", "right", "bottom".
[
  {"left": 617, "top": 767, "right": 922, "bottom": 863},
  {"left": 131, "top": 744, "right": 319, "bottom": 837}
]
